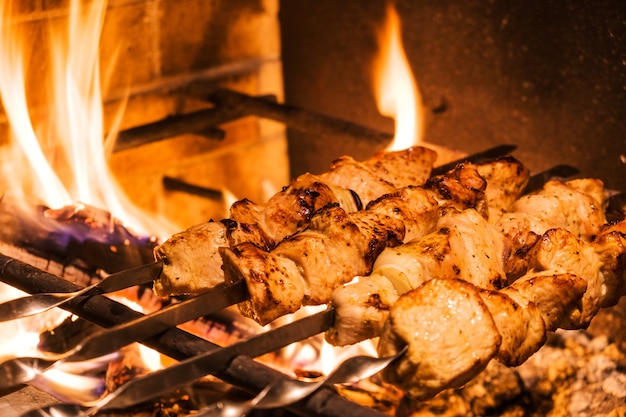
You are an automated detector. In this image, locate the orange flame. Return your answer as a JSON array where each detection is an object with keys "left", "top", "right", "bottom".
[
  {"left": 0, "top": 0, "right": 177, "bottom": 238},
  {"left": 373, "top": 4, "right": 424, "bottom": 151},
  {"left": 0, "top": 0, "right": 176, "bottom": 382}
]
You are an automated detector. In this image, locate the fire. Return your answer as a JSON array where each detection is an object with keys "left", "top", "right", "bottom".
[
  {"left": 0, "top": 0, "right": 177, "bottom": 238},
  {"left": 373, "top": 4, "right": 425, "bottom": 151},
  {"left": 0, "top": 0, "right": 177, "bottom": 398}
]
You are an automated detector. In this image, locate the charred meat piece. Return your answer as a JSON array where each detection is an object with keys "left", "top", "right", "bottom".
[
  {"left": 365, "top": 160, "right": 493, "bottom": 243},
  {"left": 421, "top": 162, "right": 489, "bottom": 218},
  {"left": 227, "top": 173, "right": 359, "bottom": 250},
  {"left": 220, "top": 204, "right": 404, "bottom": 325}
]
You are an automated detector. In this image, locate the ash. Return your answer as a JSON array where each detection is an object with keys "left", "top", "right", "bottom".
[
  {"left": 397, "top": 328, "right": 626, "bottom": 417},
  {"left": 517, "top": 330, "right": 626, "bottom": 417}
]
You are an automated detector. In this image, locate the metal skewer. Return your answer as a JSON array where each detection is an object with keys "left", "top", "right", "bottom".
[
  {"left": 0, "top": 261, "right": 162, "bottom": 322},
  {"left": 0, "top": 280, "right": 249, "bottom": 391},
  {"left": 199, "top": 346, "right": 407, "bottom": 417}
]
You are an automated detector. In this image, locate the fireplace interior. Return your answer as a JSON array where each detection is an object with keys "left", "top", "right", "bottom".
[
  {"left": 0, "top": 1, "right": 625, "bottom": 416},
  {"left": 280, "top": 0, "right": 626, "bottom": 191}
]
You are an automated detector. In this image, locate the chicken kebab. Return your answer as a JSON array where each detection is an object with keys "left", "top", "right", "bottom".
[
  {"left": 325, "top": 175, "right": 625, "bottom": 401},
  {"left": 218, "top": 157, "right": 528, "bottom": 325},
  {"left": 153, "top": 146, "right": 437, "bottom": 295},
  {"left": 154, "top": 151, "right": 528, "bottom": 324},
  {"left": 149, "top": 146, "right": 626, "bottom": 403}
]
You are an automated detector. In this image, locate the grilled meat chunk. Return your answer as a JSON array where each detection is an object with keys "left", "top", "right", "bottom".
[
  {"left": 476, "top": 288, "right": 545, "bottom": 366},
  {"left": 509, "top": 178, "right": 607, "bottom": 241},
  {"left": 321, "top": 146, "right": 437, "bottom": 205},
  {"left": 220, "top": 204, "right": 404, "bottom": 325},
  {"left": 421, "top": 162, "right": 489, "bottom": 218},
  {"left": 153, "top": 221, "right": 227, "bottom": 295},
  {"left": 527, "top": 226, "right": 626, "bottom": 328},
  {"left": 365, "top": 160, "right": 493, "bottom": 242},
  {"left": 378, "top": 278, "right": 502, "bottom": 401},
  {"left": 219, "top": 243, "right": 306, "bottom": 323},
  {"left": 474, "top": 156, "right": 530, "bottom": 220},
  {"left": 364, "top": 187, "right": 441, "bottom": 243},
  {"left": 227, "top": 173, "right": 359, "bottom": 250},
  {"left": 327, "top": 208, "right": 506, "bottom": 346},
  {"left": 325, "top": 273, "right": 400, "bottom": 347},
  {"left": 593, "top": 222, "right": 626, "bottom": 306},
  {"left": 378, "top": 272, "right": 587, "bottom": 401}
]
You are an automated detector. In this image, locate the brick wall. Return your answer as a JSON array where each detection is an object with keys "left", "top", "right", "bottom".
[{"left": 0, "top": 0, "right": 287, "bottom": 232}]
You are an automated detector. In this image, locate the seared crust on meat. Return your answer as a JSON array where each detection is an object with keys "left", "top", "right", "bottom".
[
  {"left": 228, "top": 173, "right": 359, "bottom": 249},
  {"left": 422, "top": 162, "right": 489, "bottom": 217},
  {"left": 219, "top": 243, "right": 306, "bottom": 323},
  {"left": 365, "top": 186, "right": 441, "bottom": 242},
  {"left": 221, "top": 204, "right": 404, "bottom": 325},
  {"left": 321, "top": 147, "right": 437, "bottom": 205}
]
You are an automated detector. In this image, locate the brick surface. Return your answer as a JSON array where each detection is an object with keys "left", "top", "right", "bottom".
[
  {"left": 159, "top": 0, "right": 280, "bottom": 76},
  {"left": 101, "top": 1, "right": 156, "bottom": 91},
  {"left": 0, "top": 0, "right": 287, "bottom": 231}
]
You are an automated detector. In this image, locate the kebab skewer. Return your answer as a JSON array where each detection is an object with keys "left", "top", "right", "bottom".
[
  {"left": 327, "top": 176, "right": 611, "bottom": 346},
  {"left": 219, "top": 158, "right": 529, "bottom": 325},
  {"left": 3, "top": 147, "right": 622, "bottom": 412},
  {"left": 153, "top": 146, "right": 437, "bottom": 295},
  {"left": 325, "top": 178, "right": 625, "bottom": 400},
  {"left": 378, "top": 220, "right": 625, "bottom": 401}
]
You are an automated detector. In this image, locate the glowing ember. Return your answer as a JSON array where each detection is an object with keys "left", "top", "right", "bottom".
[
  {"left": 373, "top": 4, "right": 425, "bottom": 151},
  {"left": 0, "top": 0, "right": 177, "bottom": 238}
]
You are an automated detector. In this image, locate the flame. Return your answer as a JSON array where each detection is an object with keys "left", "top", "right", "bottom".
[
  {"left": 0, "top": 0, "right": 177, "bottom": 238},
  {"left": 373, "top": 4, "right": 424, "bottom": 151},
  {"left": 109, "top": 291, "right": 166, "bottom": 371}
]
